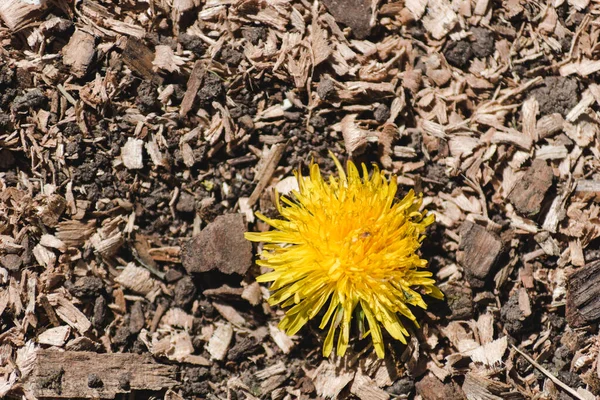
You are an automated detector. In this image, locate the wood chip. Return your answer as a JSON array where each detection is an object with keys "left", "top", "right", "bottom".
[
  {"left": 121, "top": 138, "right": 144, "bottom": 170},
  {"left": 566, "top": 260, "right": 600, "bottom": 328},
  {"left": 46, "top": 293, "right": 91, "bottom": 333},
  {"left": 508, "top": 159, "right": 554, "bottom": 217},
  {"left": 23, "top": 350, "right": 177, "bottom": 399},
  {"left": 37, "top": 325, "right": 71, "bottom": 347},
  {"left": 457, "top": 221, "right": 504, "bottom": 287},
  {"left": 62, "top": 30, "right": 96, "bottom": 78},
  {"left": 207, "top": 322, "right": 233, "bottom": 361},
  {"left": 181, "top": 213, "right": 252, "bottom": 275}
]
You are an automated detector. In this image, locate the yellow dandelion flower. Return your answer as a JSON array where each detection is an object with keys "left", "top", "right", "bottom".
[{"left": 245, "top": 155, "right": 443, "bottom": 358}]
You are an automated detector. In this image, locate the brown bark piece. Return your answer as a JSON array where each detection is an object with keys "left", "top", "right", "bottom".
[
  {"left": 458, "top": 221, "right": 504, "bottom": 288},
  {"left": 62, "top": 30, "right": 96, "bottom": 78},
  {"left": 415, "top": 375, "right": 466, "bottom": 400},
  {"left": 181, "top": 213, "right": 252, "bottom": 275},
  {"left": 180, "top": 60, "right": 206, "bottom": 117},
  {"left": 321, "top": 0, "right": 372, "bottom": 39},
  {"left": 123, "top": 37, "right": 163, "bottom": 85},
  {"left": 566, "top": 260, "right": 600, "bottom": 327},
  {"left": 23, "top": 350, "right": 178, "bottom": 399},
  {"left": 508, "top": 159, "right": 554, "bottom": 217}
]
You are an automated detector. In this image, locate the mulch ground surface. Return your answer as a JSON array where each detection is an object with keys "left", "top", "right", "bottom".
[{"left": 1, "top": 0, "right": 600, "bottom": 399}]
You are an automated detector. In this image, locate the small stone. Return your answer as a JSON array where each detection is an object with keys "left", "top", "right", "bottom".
[
  {"left": 197, "top": 73, "right": 223, "bottom": 105},
  {"left": 121, "top": 138, "right": 144, "bottom": 170},
  {"left": 500, "top": 292, "right": 530, "bottom": 334},
  {"left": 444, "top": 40, "right": 473, "bottom": 68},
  {"left": 164, "top": 268, "right": 183, "bottom": 283},
  {"left": 87, "top": 373, "right": 103, "bottom": 388},
  {"left": 443, "top": 283, "right": 473, "bottom": 320},
  {"left": 470, "top": 27, "right": 495, "bottom": 58},
  {"left": 179, "top": 33, "right": 205, "bottom": 56},
  {"left": 317, "top": 78, "right": 335, "bottom": 100},
  {"left": 174, "top": 276, "right": 197, "bottom": 308},
  {"left": 238, "top": 115, "right": 254, "bottom": 130},
  {"left": 374, "top": 104, "right": 391, "bottom": 123},
  {"left": 129, "top": 301, "right": 145, "bottom": 334},
  {"left": 0, "top": 254, "right": 22, "bottom": 271},
  {"left": 242, "top": 26, "right": 267, "bottom": 45},
  {"left": 176, "top": 192, "right": 196, "bottom": 213},
  {"left": 93, "top": 296, "right": 107, "bottom": 329},
  {"left": 387, "top": 377, "right": 414, "bottom": 396},
  {"left": 181, "top": 214, "right": 252, "bottom": 275},
  {"left": 66, "top": 276, "right": 103, "bottom": 298}
]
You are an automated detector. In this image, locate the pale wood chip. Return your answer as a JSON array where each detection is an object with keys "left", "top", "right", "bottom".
[
  {"left": 160, "top": 308, "right": 193, "bottom": 330},
  {"left": 350, "top": 369, "right": 389, "bottom": 400},
  {"left": 23, "top": 350, "right": 177, "bottom": 398},
  {"left": 422, "top": 0, "right": 458, "bottom": 39},
  {"left": 213, "top": 302, "right": 246, "bottom": 326},
  {"left": 241, "top": 282, "right": 263, "bottom": 306},
  {"left": 268, "top": 323, "right": 295, "bottom": 354},
  {"left": 115, "top": 263, "right": 161, "bottom": 301},
  {"left": 46, "top": 293, "right": 91, "bottom": 333},
  {"left": 207, "top": 322, "right": 233, "bottom": 361},
  {"left": 311, "top": 361, "right": 355, "bottom": 398},
  {"left": 37, "top": 325, "right": 71, "bottom": 347},
  {"left": 121, "top": 137, "right": 144, "bottom": 170},
  {"left": 39, "top": 234, "right": 67, "bottom": 253}
]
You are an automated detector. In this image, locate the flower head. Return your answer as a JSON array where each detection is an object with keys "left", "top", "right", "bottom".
[{"left": 245, "top": 155, "right": 442, "bottom": 358}]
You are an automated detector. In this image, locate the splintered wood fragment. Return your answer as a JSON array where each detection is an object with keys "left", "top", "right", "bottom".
[
  {"left": 467, "top": 336, "right": 507, "bottom": 367},
  {"left": 241, "top": 282, "right": 262, "bottom": 306},
  {"left": 123, "top": 37, "right": 163, "bottom": 85},
  {"left": 311, "top": 361, "right": 355, "bottom": 398},
  {"left": 62, "top": 30, "right": 96, "bottom": 78},
  {"left": 575, "top": 180, "right": 600, "bottom": 194},
  {"left": 56, "top": 220, "right": 96, "bottom": 247},
  {"left": 269, "top": 324, "right": 295, "bottom": 354},
  {"left": 248, "top": 143, "right": 286, "bottom": 207},
  {"left": 213, "top": 302, "right": 246, "bottom": 326},
  {"left": 180, "top": 61, "right": 206, "bottom": 117},
  {"left": 46, "top": 293, "right": 91, "bottom": 333},
  {"left": 23, "top": 350, "right": 177, "bottom": 399},
  {"left": 566, "top": 260, "right": 600, "bottom": 328},
  {"left": 0, "top": 0, "right": 46, "bottom": 31},
  {"left": 207, "top": 323, "right": 233, "bottom": 361},
  {"left": 511, "top": 345, "right": 587, "bottom": 400},
  {"left": 422, "top": 0, "right": 457, "bottom": 39},
  {"left": 37, "top": 326, "right": 71, "bottom": 347},
  {"left": 350, "top": 370, "right": 389, "bottom": 400},
  {"left": 114, "top": 263, "right": 161, "bottom": 301},
  {"left": 559, "top": 58, "right": 600, "bottom": 77},
  {"left": 461, "top": 373, "right": 516, "bottom": 399},
  {"left": 508, "top": 159, "right": 554, "bottom": 217},
  {"left": 542, "top": 179, "right": 573, "bottom": 233},
  {"left": 535, "top": 113, "right": 564, "bottom": 139},
  {"left": 457, "top": 221, "right": 503, "bottom": 288}
]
